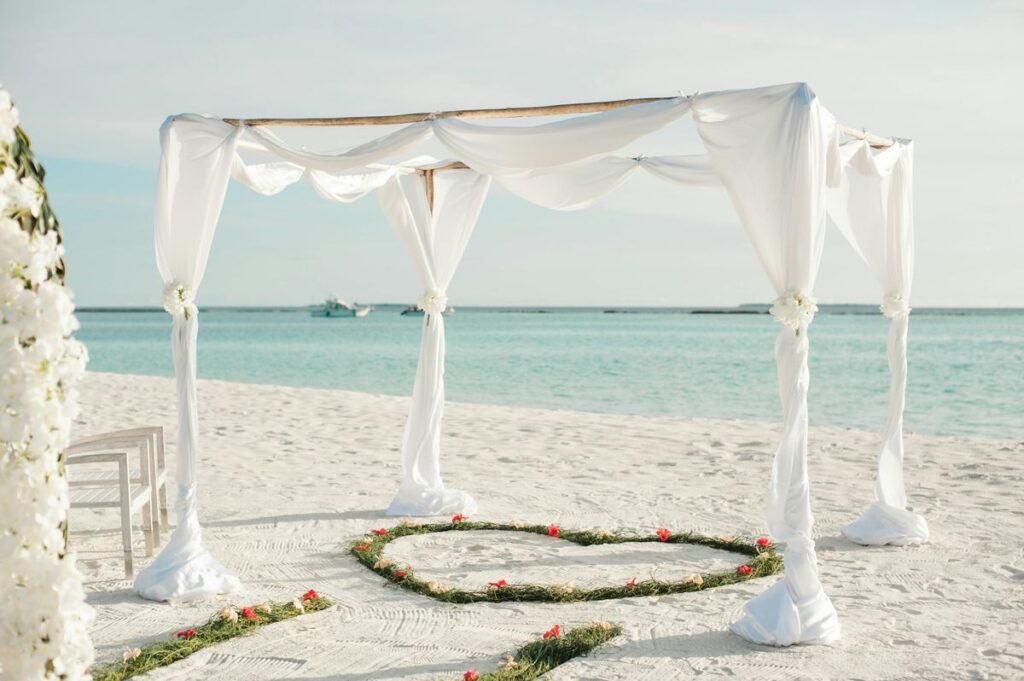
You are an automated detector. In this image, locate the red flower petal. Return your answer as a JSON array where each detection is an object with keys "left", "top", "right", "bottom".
[
  {"left": 756, "top": 537, "right": 770, "bottom": 548},
  {"left": 242, "top": 607, "right": 258, "bottom": 620},
  {"left": 176, "top": 628, "right": 196, "bottom": 639},
  {"left": 656, "top": 528, "right": 671, "bottom": 542},
  {"left": 452, "top": 514, "right": 467, "bottom": 523},
  {"left": 737, "top": 564, "right": 753, "bottom": 576},
  {"left": 542, "top": 624, "right": 561, "bottom": 640},
  {"left": 302, "top": 589, "right": 319, "bottom": 601},
  {"left": 393, "top": 569, "right": 408, "bottom": 578},
  {"left": 626, "top": 576, "right": 637, "bottom": 587},
  {"left": 371, "top": 528, "right": 388, "bottom": 536},
  {"left": 487, "top": 579, "right": 509, "bottom": 588},
  {"left": 463, "top": 669, "right": 479, "bottom": 681},
  {"left": 548, "top": 524, "right": 559, "bottom": 537}
]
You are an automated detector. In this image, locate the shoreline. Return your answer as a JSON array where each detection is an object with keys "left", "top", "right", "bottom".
[{"left": 82, "top": 370, "right": 1019, "bottom": 445}]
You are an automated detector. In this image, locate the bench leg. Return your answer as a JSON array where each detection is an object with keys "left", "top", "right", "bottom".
[
  {"left": 156, "top": 431, "right": 169, "bottom": 528},
  {"left": 118, "top": 457, "right": 134, "bottom": 579},
  {"left": 141, "top": 500, "right": 154, "bottom": 558},
  {"left": 121, "top": 496, "right": 134, "bottom": 580}
]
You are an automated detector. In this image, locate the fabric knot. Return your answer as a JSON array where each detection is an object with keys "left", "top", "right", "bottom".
[
  {"left": 769, "top": 290, "right": 818, "bottom": 334},
  {"left": 163, "top": 282, "right": 198, "bottom": 320},
  {"left": 417, "top": 289, "right": 448, "bottom": 318},
  {"left": 880, "top": 292, "right": 911, "bottom": 318}
]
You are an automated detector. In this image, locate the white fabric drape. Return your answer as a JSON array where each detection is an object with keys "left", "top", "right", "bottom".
[
  {"left": 496, "top": 154, "right": 719, "bottom": 211},
  {"left": 244, "top": 122, "right": 432, "bottom": 173},
  {"left": 694, "top": 83, "right": 841, "bottom": 646},
  {"left": 432, "top": 97, "right": 690, "bottom": 175},
  {"left": 828, "top": 140, "right": 928, "bottom": 546},
  {"left": 233, "top": 157, "right": 400, "bottom": 203},
  {"left": 378, "top": 170, "right": 491, "bottom": 515},
  {"left": 135, "top": 114, "right": 242, "bottom": 602}
]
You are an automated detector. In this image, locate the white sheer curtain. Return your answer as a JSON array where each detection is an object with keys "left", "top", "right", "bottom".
[
  {"left": 828, "top": 140, "right": 928, "bottom": 546},
  {"left": 136, "top": 114, "right": 242, "bottom": 602},
  {"left": 377, "top": 170, "right": 491, "bottom": 515},
  {"left": 496, "top": 154, "right": 719, "bottom": 210},
  {"left": 694, "top": 83, "right": 842, "bottom": 646},
  {"left": 432, "top": 97, "right": 690, "bottom": 175}
]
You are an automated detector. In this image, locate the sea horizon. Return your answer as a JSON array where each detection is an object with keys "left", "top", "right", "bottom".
[
  {"left": 77, "top": 306, "right": 1024, "bottom": 441},
  {"left": 76, "top": 303, "right": 1024, "bottom": 314}
]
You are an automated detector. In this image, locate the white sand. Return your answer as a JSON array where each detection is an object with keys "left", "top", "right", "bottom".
[{"left": 73, "top": 372, "right": 1024, "bottom": 680}]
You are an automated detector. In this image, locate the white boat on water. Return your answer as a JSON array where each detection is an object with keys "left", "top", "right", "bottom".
[
  {"left": 310, "top": 296, "right": 373, "bottom": 318},
  {"left": 400, "top": 305, "right": 454, "bottom": 317}
]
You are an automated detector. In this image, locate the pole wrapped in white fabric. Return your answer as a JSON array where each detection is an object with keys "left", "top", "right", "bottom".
[
  {"left": 135, "top": 115, "right": 241, "bottom": 602},
  {"left": 695, "top": 82, "right": 841, "bottom": 646},
  {"left": 378, "top": 170, "right": 490, "bottom": 515},
  {"left": 828, "top": 141, "right": 928, "bottom": 545}
]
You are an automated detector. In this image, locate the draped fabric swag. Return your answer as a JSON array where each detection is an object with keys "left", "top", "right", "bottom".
[
  {"left": 694, "top": 83, "right": 840, "bottom": 646},
  {"left": 378, "top": 170, "right": 491, "bottom": 515},
  {"left": 828, "top": 140, "right": 928, "bottom": 546},
  {"left": 142, "top": 83, "right": 922, "bottom": 649}
]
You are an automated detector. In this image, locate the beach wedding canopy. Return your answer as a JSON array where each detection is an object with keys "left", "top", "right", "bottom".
[{"left": 138, "top": 82, "right": 928, "bottom": 647}]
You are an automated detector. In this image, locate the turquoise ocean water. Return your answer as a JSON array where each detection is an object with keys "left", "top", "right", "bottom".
[{"left": 77, "top": 306, "right": 1023, "bottom": 440}]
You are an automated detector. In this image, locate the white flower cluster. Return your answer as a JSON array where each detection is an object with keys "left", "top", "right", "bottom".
[
  {"left": 0, "top": 86, "right": 18, "bottom": 146},
  {"left": 162, "top": 282, "right": 197, "bottom": 319},
  {"left": 769, "top": 290, "right": 819, "bottom": 334},
  {"left": 880, "top": 292, "right": 911, "bottom": 318},
  {"left": 0, "top": 84, "right": 95, "bottom": 680},
  {"left": 417, "top": 288, "right": 448, "bottom": 318}
]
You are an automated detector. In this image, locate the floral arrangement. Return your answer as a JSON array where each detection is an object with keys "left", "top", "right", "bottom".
[
  {"left": 462, "top": 621, "right": 621, "bottom": 681},
  {"left": 0, "top": 83, "right": 94, "bottom": 680},
  {"left": 89, "top": 590, "right": 332, "bottom": 681},
  {"left": 417, "top": 288, "right": 448, "bottom": 320},
  {"left": 769, "top": 290, "right": 818, "bottom": 334},
  {"left": 161, "top": 282, "right": 197, "bottom": 320},
  {"left": 350, "top": 519, "right": 780, "bottom": 604},
  {"left": 880, "top": 291, "right": 911, "bottom": 318}
]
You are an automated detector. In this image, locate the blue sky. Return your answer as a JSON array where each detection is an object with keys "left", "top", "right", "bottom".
[{"left": 2, "top": 2, "right": 1021, "bottom": 307}]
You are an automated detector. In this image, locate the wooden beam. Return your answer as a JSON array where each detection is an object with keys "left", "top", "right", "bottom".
[
  {"left": 223, "top": 97, "right": 669, "bottom": 128},
  {"left": 415, "top": 161, "right": 469, "bottom": 175},
  {"left": 836, "top": 124, "right": 895, "bottom": 148},
  {"left": 223, "top": 95, "right": 895, "bottom": 148}
]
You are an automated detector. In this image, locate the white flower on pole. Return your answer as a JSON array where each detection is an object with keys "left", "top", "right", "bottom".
[
  {"left": 417, "top": 288, "right": 447, "bottom": 318},
  {"left": 880, "top": 292, "right": 911, "bottom": 318},
  {"left": 162, "top": 282, "right": 197, "bottom": 319},
  {"left": 769, "top": 290, "right": 818, "bottom": 334},
  {"left": 0, "top": 82, "right": 94, "bottom": 681}
]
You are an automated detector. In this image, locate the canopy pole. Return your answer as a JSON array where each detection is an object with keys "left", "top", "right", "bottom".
[
  {"left": 424, "top": 169, "right": 435, "bottom": 213},
  {"left": 222, "top": 95, "right": 894, "bottom": 148}
]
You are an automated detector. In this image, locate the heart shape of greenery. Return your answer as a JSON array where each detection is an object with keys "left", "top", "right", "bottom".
[{"left": 351, "top": 520, "right": 781, "bottom": 603}]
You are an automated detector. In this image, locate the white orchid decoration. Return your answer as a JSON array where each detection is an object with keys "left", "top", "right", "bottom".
[
  {"left": 417, "top": 288, "right": 448, "bottom": 321},
  {"left": 0, "top": 83, "right": 95, "bottom": 680},
  {"left": 162, "top": 282, "right": 197, "bottom": 319},
  {"left": 769, "top": 290, "right": 819, "bottom": 334},
  {"left": 880, "top": 292, "right": 911, "bottom": 318}
]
